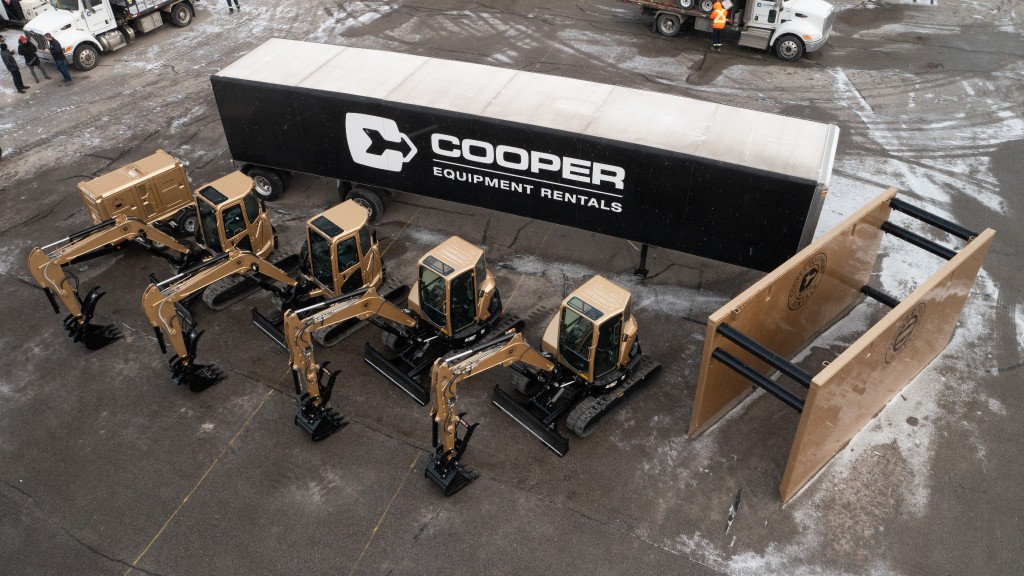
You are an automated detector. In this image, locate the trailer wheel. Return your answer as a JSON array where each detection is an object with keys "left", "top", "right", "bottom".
[
  {"left": 656, "top": 13, "right": 682, "bottom": 37},
  {"left": 169, "top": 3, "right": 193, "bottom": 27},
  {"left": 698, "top": 0, "right": 714, "bottom": 14},
  {"left": 678, "top": 0, "right": 695, "bottom": 8},
  {"left": 73, "top": 44, "right": 99, "bottom": 71},
  {"left": 248, "top": 168, "right": 285, "bottom": 201},
  {"left": 347, "top": 187, "right": 385, "bottom": 223},
  {"left": 775, "top": 34, "right": 804, "bottom": 61},
  {"left": 176, "top": 207, "right": 197, "bottom": 237}
]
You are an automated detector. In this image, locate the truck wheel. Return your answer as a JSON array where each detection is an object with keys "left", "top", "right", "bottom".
[
  {"left": 699, "top": 0, "right": 714, "bottom": 13},
  {"left": 678, "top": 0, "right": 695, "bottom": 8},
  {"left": 169, "top": 3, "right": 193, "bottom": 27},
  {"left": 656, "top": 13, "right": 681, "bottom": 37},
  {"left": 73, "top": 44, "right": 99, "bottom": 71},
  {"left": 248, "top": 168, "right": 285, "bottom": 201},
  {"left": 347, "top": 187, "right": 385, "bottom": 223},
  {"left": 775, "top": 34, "right": 805, "bottom": 62},
  {"left": 176, "top": 207, "right": 198, "bottom": 237}
]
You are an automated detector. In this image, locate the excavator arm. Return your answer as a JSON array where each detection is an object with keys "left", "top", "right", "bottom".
[
  {"left": 282, "top": 287, "right": 417, "bottom": 440},
  {"left": 27, "top": 215, "right": 201, "bottom": 350},
  {"left": 141, "top": 248, "right": 298, "bottom": 391},
  {"left": 425, "top": 330, "right": 555, "bottom": 496}
]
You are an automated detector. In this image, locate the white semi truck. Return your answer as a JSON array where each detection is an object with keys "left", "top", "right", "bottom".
[
  {"left": 621, "top": 0, "right": 834, "bottom": 61},
  {"left": 22, "top": 0, "right": 194, "bottom": 70}
]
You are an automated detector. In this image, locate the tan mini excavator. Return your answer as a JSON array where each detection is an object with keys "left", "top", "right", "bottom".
[
  {"left": 26, "top": 150, "right": 202, "bottom": 349},
  {"left": 278, "top": 287, "right": 418, "bottom": 440},
  {"left": 364, "top": 236, "right": 525, "bottom": 405},
  {"left": 425, "top": 275, "right": 661, "bottom": 495}
]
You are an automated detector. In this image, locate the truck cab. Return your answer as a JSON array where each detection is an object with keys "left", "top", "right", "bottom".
[
  {"left": 23, "top": 0, "right": 193, "bottom": 70},
  {"left": 738, "top": 0, "right": 835, "bottom": 60}
]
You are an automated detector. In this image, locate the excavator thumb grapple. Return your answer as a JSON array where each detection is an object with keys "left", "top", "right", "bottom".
[
  {"left": 166, "top": 312, "right": 223, "bottom": 392},
  {"left": 292, "top": 363, "right": 347, "bottom": 441},
  {"left": 62, "top": 287, "right": 122, "bottom": 350},
  {"left": 425, "top": 418, "right": 480, "bottom": 497}
]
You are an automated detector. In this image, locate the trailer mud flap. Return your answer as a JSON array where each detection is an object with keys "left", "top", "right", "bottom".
[
  {"left": 491, "top": 385, "right": 569, "bottom": 457},
  {"left": 363, "top": 343, "right": 430, "bottom": 405}
]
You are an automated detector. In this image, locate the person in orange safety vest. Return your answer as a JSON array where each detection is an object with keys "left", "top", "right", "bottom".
[{"left": 710, "top": 2, "right": 729, "bottom": 52}]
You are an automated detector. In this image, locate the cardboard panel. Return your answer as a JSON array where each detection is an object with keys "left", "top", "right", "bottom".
[
  {"left": 780, "top": 228, "right": 995, "bottom": 501},
  {"left": 688, "top": 189, "right": 897, "bottom": 436}
]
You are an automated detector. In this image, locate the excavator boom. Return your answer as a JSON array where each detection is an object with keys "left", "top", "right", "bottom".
[
  {"left": 425, "top": 330, "right": 555, "bottom": 496},
  {"left": 27, "top": 214, "right": 200, "bottom": 350},
  {"left": 141, "top": 248, "right": 298, "bottom": 391}
]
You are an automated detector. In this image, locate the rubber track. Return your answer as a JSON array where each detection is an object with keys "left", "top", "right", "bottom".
[{"left": 565, "top": 355, "right": 661, "bottom": 438}]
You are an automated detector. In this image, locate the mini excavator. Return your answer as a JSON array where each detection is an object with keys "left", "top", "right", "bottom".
[
  {"left": 27, "top": 150, "right": 203, "bottom": 349},
  {"left": 425, "top": 275, "right": 661, "bottom": 495},
  {"left": 364, "top": 236, "right": 524, "bottom": 405},
  {"left": 277, "top": 287, "right": 417, "bottom": 440}
]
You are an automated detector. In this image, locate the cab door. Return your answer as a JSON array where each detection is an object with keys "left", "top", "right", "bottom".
[
  {"left": 220, "top": 201, "right": 253, "bottom": 252},
  {"left": 82, "top": 0, "right": 112, "bottom": 32},
  {"left": 241, "top": 194, "right": 273, "bottom": 256},
  {"left": 334, "top": 235, "right": 364, "bottom": 295}
]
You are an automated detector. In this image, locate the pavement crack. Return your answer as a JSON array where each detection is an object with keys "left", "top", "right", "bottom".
[{"left": 1, "top": 481, "right": 163, "bottom": 575}]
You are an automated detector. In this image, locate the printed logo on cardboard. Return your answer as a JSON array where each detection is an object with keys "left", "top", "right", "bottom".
[
  {"left": 345, "top": 113, "right": 417, "bottom": 172},
  {"left": 788, "top": 253, "right": 827, "bottom": 310},
  {"left": 886, "top": 302, "right": 926, "bottom": 364}
]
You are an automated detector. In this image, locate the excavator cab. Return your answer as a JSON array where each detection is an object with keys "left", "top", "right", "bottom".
[
  {"left": 194, "top": 171, "right": 275, "bottom": 259},
  {"left": 301, "top": 200, "right": 383, "bottom": 298},
  {"left": 407, "top": 236, "right": 499, "bottom": 338},
  {"left": 543, "top": 277, "right": 639, "bottom": 384},
  {"left": 364, "top": 236, "right": 520, "bottom": 405}
]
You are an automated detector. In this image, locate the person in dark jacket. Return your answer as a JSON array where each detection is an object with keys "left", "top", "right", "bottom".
[
  {"left": 43, "top": 33, "right": 72, "bottom": 83},
  {"left": 17, "top": 35, "right": 50, "bottom": 82},
  {"left": 1, "top": 42, "right": 29, "bottom": 93}
]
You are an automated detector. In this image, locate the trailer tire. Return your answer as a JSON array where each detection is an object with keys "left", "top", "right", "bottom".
[
  {"left": 656, "top": 13, "right": 682, "bottom": 37},
  {"left": 774, "top": 34, "right": 804, "bottom": 62},
  {"left": 347, "top": 187, "right": 385, "bottom": 223},
  {"left": 169, "top": 3, "right": 193, "bottom": 27},
  {"left": 678, "top": 0, "right": 695, "bottom": 8},
  {"left": 699, "top": 0, "right": 715, "bottom": 14},
  {"left": 248, "top": 168, "right": 285, "bottom": 201},
  {"left": 176, "top": 207, "right": 198, "bottom": 237},
  {"left": 73, "top": 44, "right": 99, "bottom": 71}
]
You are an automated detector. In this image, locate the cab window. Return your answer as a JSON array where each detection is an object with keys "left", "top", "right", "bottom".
[
  {"left": 243, "top": 193, "right": 260, "bottom": 223},
  {"left": 474, "top": 258, "right": 486, "bottom": 290},
  {"left": 336, "top": 237, "right": 360, "bottom": 271},
  {"left": 593, "top": 316, "right": 622, "bottom": 378},
  {"left": 559, "top": 307, "right": 594, "bottom": 375},
  {"left": 222, "top": 204, "right": 246, "bottom": 239},
  {"left": 450, "top": 270, "right": 476, "bottom": 333},
  {"left": 198, "top": 199, "right": 221, "bottom": 252},
  {"left": 419, "top": 266, "right": 447, "bottom": 330},
  {"left": 308, "top": 230, "right": 333, "bottom": 288},
  {"left": 358, "top": 227, "right": 372, "bottom": 257}
]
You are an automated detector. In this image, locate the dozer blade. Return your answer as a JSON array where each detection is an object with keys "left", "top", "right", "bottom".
[
  {"left": 295, "top": 394, "right": 347, "bottom": 441},
  {"left": 425, "top": 451, "right": 479, "bottom": 497},
  {"left": 491, "top": 385, "right": 570, "bottom": 457},
  {"left": 363, "top": 343, "right": 430, "bottom": 405},
  {"left": 251, "top": 308, "right": 287, "bottom": 350}
]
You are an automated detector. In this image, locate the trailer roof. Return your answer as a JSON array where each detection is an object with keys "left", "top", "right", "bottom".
[{"left": 215, "top": 38, "right": 837, "bottom": 185}]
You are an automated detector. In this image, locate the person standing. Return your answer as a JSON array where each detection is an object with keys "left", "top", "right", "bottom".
[
  {"left": 17, "top": 35, "right": 50, "bottom": 83},
  {"left": 1, "top": 42, "right": 29, "bottom": 93},
  {"left": 710, "top": 1, "right": 729, "bottom": 52},
  {"left": 43, "top": 32, "right": 72, "bottom": 84},
  {"left": 226, "top": 0, "right": 239, "bottom": 13}
]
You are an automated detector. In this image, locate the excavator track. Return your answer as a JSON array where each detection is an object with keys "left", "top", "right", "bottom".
[
  {"left": 201, "top": 252, "right": 300, "bottom": 311},
  {"left": 565, "top": 355, "right": 661, "bottom": 438}
]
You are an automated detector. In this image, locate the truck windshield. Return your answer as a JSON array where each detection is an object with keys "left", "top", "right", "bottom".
[
  {"left": 559, "top": 307, "right": 594, "bottom": 376},
  {"left": 52, "top": 0, "right": 80, "bottom": 11},
  {"left": 419, "top": 265, "right": 447, "bottom": 330}
]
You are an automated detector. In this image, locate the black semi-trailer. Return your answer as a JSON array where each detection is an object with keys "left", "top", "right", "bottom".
[{"left": 211, "top": 38, "right": 839, "bottom": 271}]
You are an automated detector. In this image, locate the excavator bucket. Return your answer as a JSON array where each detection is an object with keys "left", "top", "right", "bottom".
[
  {"left": 292, "top": 363, "right": 347, "bottom": 441},
  {"left": 425, "top": 451, "right": 479, "bottom": 497},
  {"left": 491, "top": 386, "right": 570, "bottom": 457},
  {"left": 64, "top": 287, "right": 122, "bottom": 350},
  {"left": 363, "top": 343, "right": 431, "bottom": 405},
  {"left": 169, "top": 327, "right": 223, "bottom": 392}
]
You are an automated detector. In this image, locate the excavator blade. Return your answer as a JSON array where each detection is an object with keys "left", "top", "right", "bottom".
[
  {"left": 251, "top": 308, "right": 287, "bottom": 350},
  {"left": 491, "top": 385, "right": 570, "bottom": 457},
  {"left": 425, "top": 450, "right": 479, "bottom": 497},
  {"left": 363, "top": 343, "right": 430, "bottom": 405}
]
